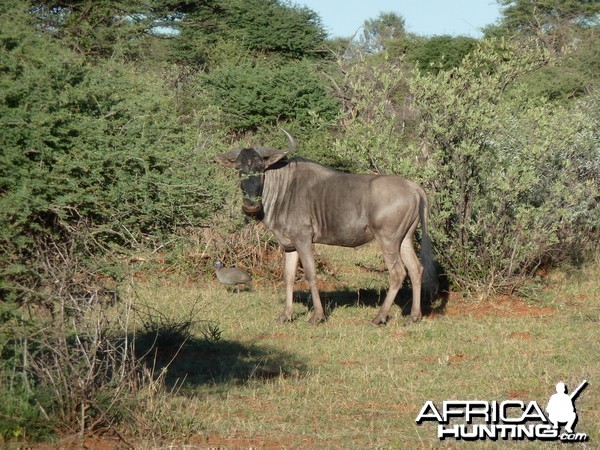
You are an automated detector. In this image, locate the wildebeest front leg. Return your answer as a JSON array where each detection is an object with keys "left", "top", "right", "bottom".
[
  {"left": 296, "top": 244, "right": 325, "bottom": 324},
  {"left": 278, "top": 250, "right": 299, "bottom": 323}
]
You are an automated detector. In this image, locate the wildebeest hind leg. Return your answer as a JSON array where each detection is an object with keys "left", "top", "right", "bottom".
[
  {"left": 401, "top": 237, "right": 423, "bottom": 323},
  {"left": 372, "top": 241, "right": 406, "bottom": 325}
]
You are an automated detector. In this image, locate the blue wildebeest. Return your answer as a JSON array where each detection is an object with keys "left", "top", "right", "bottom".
[{"left": 215, "top": 130, "right": 437, "bottom": 325}]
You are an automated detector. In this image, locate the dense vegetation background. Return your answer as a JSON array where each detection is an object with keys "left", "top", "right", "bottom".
[{"left": 0, "top": 0, "right": 598, "bottom": 442}]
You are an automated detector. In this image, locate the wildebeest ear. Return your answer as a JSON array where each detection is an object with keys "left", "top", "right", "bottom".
[
  {"left": 258, "top": 149, "right": 289, "bottom": 168},
  {"left": 256, "top": 129, "right": 296, "bottom": 168},
  {"left": 214, "top": 148, "right": 242, "bottom": 168}
]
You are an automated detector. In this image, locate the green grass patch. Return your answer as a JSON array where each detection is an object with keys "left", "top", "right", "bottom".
[{"left": 122, "top": 246, "right": 599, "bottom": 448}]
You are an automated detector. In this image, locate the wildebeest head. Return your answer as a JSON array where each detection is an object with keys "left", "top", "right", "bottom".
[{"left": 214, "top": 129, "right": 297, "bottom": 217}]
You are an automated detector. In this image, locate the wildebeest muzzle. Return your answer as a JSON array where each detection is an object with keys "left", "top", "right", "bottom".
[{"left": 242, "top": 198, "right": 262, "bottom": 214}]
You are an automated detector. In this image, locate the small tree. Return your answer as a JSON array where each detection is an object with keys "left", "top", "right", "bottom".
[
  {"left": 330, "top": 56, "right": 415, "bottom": 174},
  {"left": 360, "top": 12, "right": 406, "bottom": 55},
  {"left": 343, "top": 12, "right": 407, "bottom": 59}
]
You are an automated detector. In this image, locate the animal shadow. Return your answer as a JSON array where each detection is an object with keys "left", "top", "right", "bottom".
[
  {"left": 134, "top": 327, "right": 308, "bottom": 389},
  {"left": 295, "top": 276, "right": 449, "bottom": 321}
]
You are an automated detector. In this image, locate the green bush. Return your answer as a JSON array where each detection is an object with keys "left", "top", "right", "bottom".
[
  {"left": 328, "top": 39, "right": 597, "bottom": 292},
  {"left": 203, "top": 58, "right": 339, "bottom": 131},
  {"left": 410, "top": 40, "right": 598, "bottom": 291},
  {"left": 0, "top": 14, "right": 230, "bottom": 302}
]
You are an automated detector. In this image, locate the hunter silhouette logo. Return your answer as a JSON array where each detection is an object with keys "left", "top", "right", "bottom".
[
  {"left": 546, "top": 380, "right": 587, "bottom": 435},
  {"left": 416, "top": 380, "right": 589, "bottom": 442}
]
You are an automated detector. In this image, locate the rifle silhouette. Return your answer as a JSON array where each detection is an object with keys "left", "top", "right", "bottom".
[{"left": 569, "top": 380, "right": 588, "bottom": 401}]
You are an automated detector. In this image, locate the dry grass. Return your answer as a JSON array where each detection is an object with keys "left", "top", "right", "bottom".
[{"left": 121, "top": 244, "right": 599, "bottom": 448}]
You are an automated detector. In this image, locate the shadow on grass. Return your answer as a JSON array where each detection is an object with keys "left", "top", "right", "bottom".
[
  {"left": 134, "top": 332, "right": 308, "bottom": 389},
  {"left": 294, "top": 269, "right": 450, "bottom": 320}
]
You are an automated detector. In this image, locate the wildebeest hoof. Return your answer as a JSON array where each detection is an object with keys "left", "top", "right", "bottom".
[
  {"left": 404, "top": 315, "right": 422, "bottom": 326},
  {"left": 372, "top": 315, "right": 391, "bottom": 326},
  {"left": 307, "top": 314, "right": 325, "bottom": 325},
  {"left": 277, "top": 313, "right": 293, "bottom": 324}
]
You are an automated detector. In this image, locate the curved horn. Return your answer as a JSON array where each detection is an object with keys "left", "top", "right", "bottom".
[{"left": 280, "top": 127, "right": 297, "bottom": 153}]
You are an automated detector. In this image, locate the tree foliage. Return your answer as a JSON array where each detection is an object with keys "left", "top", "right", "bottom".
[
  {"left": 28, "top": 0, "right": 156, "bottom": 58},
  {"left": 359, "top": 11, "right": 406, "bottom": 55},
  {"left": 492, "top": 0, "right": 600, "bottom": 60},
  {"left": 331, "top": 57, "right": 413, "bottom": 173},
  {"left": 406, "top": 35, "right": 478, "bottom": 73},
  {"left": 204, "top": 58, "right": 339, "bottom": 131},
  {"left": 158, "top": 0, "right": 326, "bottom": 63},
  {"left": 488, "top": 0, "right": 600, "bottom": 100},
  {"left": 496, "top": 0, "right": 600, "bottom": 35}
]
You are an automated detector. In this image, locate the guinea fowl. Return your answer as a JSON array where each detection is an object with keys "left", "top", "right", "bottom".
[{"left": 215, "top": 261, "right": 252, "bottom": 293}]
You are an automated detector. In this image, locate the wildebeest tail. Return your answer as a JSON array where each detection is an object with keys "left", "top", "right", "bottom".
[{"left": 419, "top": 191, "right": 438, "bottom": 302}]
